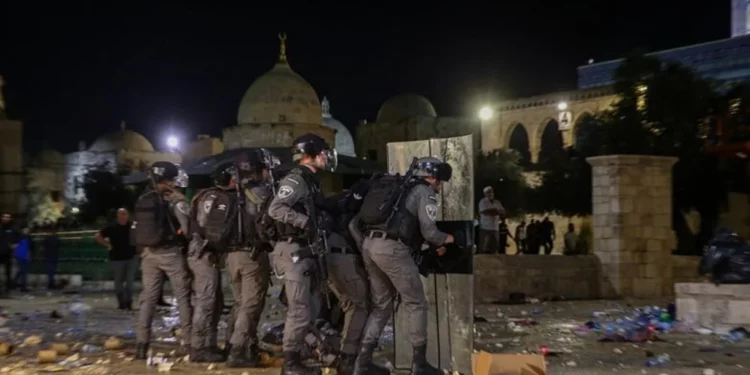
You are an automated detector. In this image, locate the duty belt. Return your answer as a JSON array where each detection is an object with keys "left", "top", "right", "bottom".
[
  {"left": 366, "top": 230, "right": 401, "bottom": 242},
  {"left": 279, "top": 236, "right": 307, "bottom": 245}
]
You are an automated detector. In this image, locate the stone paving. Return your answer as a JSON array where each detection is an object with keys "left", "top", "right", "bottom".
[{"left": 0, "top": 290, "right": 748, "bottom": 374}]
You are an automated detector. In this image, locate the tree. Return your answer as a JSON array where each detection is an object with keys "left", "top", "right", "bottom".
[
  {"left": 536, "top": 53, "right": 730, "bottom": 252},
  {"left": 475, "top": 149, "right": 530, "bottom": 218},
  {"left": 79, "top": 167, "right": 137, "bottom": 224},
  {"left": 25, "top": 188, "right": 64, "bottom": 228}
]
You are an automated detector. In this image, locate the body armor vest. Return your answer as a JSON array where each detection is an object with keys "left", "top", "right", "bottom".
[{"left": 276, "top": 167, "right": 323, "bottom": 239}]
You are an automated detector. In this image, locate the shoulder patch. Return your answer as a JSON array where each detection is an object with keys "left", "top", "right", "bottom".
[
  {"left": 277, "top": 185, "right": 294, "bottom": 199},
  {"left": 425, "top": 204, "right": 438, "bottom": 221}
]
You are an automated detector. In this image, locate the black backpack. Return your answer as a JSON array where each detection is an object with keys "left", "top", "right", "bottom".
[
  {"left": 133, "top": 191, "right": 173, "bottom": 247},
  {"left": 203, "top": 190, "right": 239, "bottom": 249},
  {"left": 359, "top": 174, "right": 408, "bottom": 226}
]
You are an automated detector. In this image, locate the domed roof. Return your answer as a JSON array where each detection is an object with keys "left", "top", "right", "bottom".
[
  {"left": 32, "top": 148, "right": 64, "bottom": 167},
  {"left": 321, "top": 97, "right": 356, "bottom": 157},
  {"left": 89, "top": 122, "right": 155, "bottom": 153},
  {"left": 377, "top": 93, "right": 437, "bottom": 123},
  {"left": 237, "top": 34, "right": 321, "bottom": 125}
]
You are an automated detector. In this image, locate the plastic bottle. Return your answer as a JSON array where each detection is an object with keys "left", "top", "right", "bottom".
[{"left": 645, "top": 354, "right": 670, "bottom": 367}]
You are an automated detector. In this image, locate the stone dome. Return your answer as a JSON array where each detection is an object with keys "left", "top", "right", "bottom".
[
  {"left": 89, "top": 124, "right": 155, "bottom": 153},
  {"left": 237, "top": 35, "right": 321, "bottom": 126},
  {"left": 32, "top": 148, "right": 65, "bottom": 167},
  {"left": 321, "top": 97, "right": 356, "bottom": 157},
  {"left": 377, "top": 93, "right": 437, "bottom": 123}
]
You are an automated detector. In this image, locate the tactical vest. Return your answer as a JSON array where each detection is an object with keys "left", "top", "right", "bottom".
[
  {"left": 133, "top": 190, "right": 178, "bottom": 247},
  {"left": 200, "top": 187, "right": 259, "bottom": 251},
  {"left": 365, "top": 180, "right": 429, "bottom": 249},
  {"left": 276, "top": 167, "right": 323, "bottom": 239}
]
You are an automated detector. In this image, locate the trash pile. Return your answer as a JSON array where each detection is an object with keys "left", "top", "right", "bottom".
[
  {"left": 572, "top": 304, "right": 674, "bottom": 343},
  {"left": 261, "top": 319, "right": 341, "bottom": 366}
]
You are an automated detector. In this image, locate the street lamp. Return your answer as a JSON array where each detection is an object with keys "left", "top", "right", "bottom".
[
  {"left": 478, "top": 106, "right": 494, "bottom": 121},
  {"left": 557, "top": 102, "right": 568, "bottom": 111},
  {"left": 166, "top": 136, "right": 179, "bottom": 150}
]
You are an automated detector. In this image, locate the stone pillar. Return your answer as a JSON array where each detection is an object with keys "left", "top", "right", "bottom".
[{"left": 587, "top": 155, "right": 678, "bottom": 298}]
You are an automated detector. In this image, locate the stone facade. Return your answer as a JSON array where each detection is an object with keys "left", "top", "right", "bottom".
[
  {"left": 182, "top": 135, "right": 224, "bottom": 164},
  {"left": 222, "top": 122, "right": 334, "bottom": 151},
  {"left": 0, "top": 119, "right": 23, "bottom": 215},
  {"left": 587, "top": 155, "right": 678, "bottom": 298},
  {"left": 676, "top": 282, "right": 750, "bottom": 333},
  {"left": 481, "top": 87, "right": 617, "bottom": 162},
  {"left": 475, "top": 254, "right": 703, "bottom": 303},
  {"left": 358, "top": 115, "right": 479, "bottom": 163}
]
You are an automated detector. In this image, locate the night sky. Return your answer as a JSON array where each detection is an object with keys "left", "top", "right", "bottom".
[{"left": 0, "top": 1, "right": 729, "bottom": 153}]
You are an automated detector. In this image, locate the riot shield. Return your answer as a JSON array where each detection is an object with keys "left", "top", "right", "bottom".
[{"left": 387, "top": 135, "right": 475, "bottom": 375}]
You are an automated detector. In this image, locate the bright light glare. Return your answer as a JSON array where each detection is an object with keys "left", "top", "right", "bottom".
[
  {"left": 71, "top": 207, "right": 80, "bottom": 214},
  {"left": 478, "top": 106, "right": 494, "bottom": 121},
  {"left": 166, "top": 136, "right": 179, "bottom": 149},
  {"left": 557, "top": 102, "right": 568, "bottom": 111}
]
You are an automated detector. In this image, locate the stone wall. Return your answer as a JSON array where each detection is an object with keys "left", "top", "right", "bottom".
[
  {"left": 223, "top": 123, "right": 334, "bottom": 150},
  {"left": 475, "top": 254, "right": 704, "bottom": 302},
  {"left": 676, "top": 283, "right": 750, "bottom": 333},
  {"left": 587, "top": 155, "right": 678, "bottom": 298},
  {"left": 0, "top": 119, "right": 23, "bottom": 214}
]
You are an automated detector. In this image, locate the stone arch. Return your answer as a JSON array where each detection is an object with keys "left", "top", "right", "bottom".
[
  {"left": 538, "top": 118, "right": 564, "bottom": 166},
  {"left": 506, "top": 122, "right": 531, "bottom": 164}
]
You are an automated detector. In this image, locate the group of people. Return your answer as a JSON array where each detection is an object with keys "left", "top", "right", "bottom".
[
  {"left": 0, "top": 214, "right": 59, "bottom": 293},
  {"left": 477, "top": 186, "right": 562, "bottom": 255},
  {"left": 113, "top": 133, "right": 453, "bottom": 375}
]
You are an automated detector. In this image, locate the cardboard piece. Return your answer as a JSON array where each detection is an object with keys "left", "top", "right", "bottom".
[{"left": 472, "top": 351, "right": 547, "bottom": 375}]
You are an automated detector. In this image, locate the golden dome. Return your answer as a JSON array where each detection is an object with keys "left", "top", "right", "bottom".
[
  {"left": 89, "top": 122, "right": 155, "bottom": 152},
  {"left": 237, "top": 34, "right": 321, "bottom": 125},
  {"left": 377, "top": 93, "right": 437, "bottom": 123}
]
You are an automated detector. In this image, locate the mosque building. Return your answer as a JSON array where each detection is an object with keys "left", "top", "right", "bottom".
[
  {"left": 63, "top": 121, "right": 180, "bottom": 204},
  {"left": 355, "top": 93, "right": 481, "bottom": 163}
]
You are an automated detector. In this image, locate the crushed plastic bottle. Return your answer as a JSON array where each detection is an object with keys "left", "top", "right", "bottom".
[
  {"left": 645, "top": 353, "right": 670, "bottom": 367},
  {"left": 81, "top": 344, "right": 103, "bottom": 353}
]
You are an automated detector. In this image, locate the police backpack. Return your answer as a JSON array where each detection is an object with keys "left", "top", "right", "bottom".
[
  {"left": 203, "top": 190, "right": 239, "bottom": 249},
  {"left": 358, "top": 174, "right": 408, "bottom": 225},
  {"left": 133, "top": 191, "right": 173, "bottom": 247}
]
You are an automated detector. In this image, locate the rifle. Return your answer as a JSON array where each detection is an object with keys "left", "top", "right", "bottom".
[
  {"left": 384, "top": 157, "right": 420, "bottom": 228},
  {"left": 304, "top": 197, "right": 332, "bottom": 309}
]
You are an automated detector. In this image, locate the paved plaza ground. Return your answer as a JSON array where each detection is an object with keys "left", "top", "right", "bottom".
[{"left": 0, "top": 288, "right": 747, "bottom": 375}]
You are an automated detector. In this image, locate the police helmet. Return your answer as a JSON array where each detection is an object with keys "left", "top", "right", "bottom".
[
  {"left": 413, "top": 157, "right": 453, "bottom": 182},
  {"left": 211, "top": 162, "right": 237, "bottom": 189},
  {"left": 150, "top": 161, "right": 188, "bottom": 187},
  {"left": 291, "top": 133, "right": 338, "bottom": 172}
]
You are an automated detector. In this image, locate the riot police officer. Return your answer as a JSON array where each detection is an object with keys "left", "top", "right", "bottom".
[
  {"left": 319, "top": 182, "right": 371, "bottom": 375},
  {"left": 186, "top": 163, "right": 241, "bottom": 363},
  {"left": 267, "top": 133, "right": 337, "bottom": 375},
  {"left": 352, "top": 157, "right": 454, "bottom": 375},
  {"left": 133, "top": 161, "right": 193, "bottom": 359},
  {"left": 222, "top": 150, "right": 275, "bottom": 368}
]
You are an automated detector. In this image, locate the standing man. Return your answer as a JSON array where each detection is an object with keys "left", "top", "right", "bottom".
[
  {"left": 526, "top": 220, "right": 538, "bottom": 255},
  {"left": 353, "top": 157, "right": 454, "bottom": 375},
  {"left": 133, "top": 161, "right": 193, "bottom": 359},
  {"left": 267, "top": 134, "right": 337, "bottom": 375},
  {"left": 43, "top": 226, "right": 61, "bottom": 290},
  {"left": 320, "top": 183, "right": 371, "bottom": 375},
  {"left": 477, "top": 186, "right": 505, "bottom": 254},
  {"left": 540, "top": 216, "right": 556, "bottom": 255},
  {"left": 13, "top": 228, "right": 32, "bottom": 293},
  {"left": 498, "top": 218, "right": 510, "bottom": 255},
  {"left": 0, "top": 214, "right": 18, "bottom": 294},
  {"left": 95, "top": 208, "right": 137, "bottom": 310},
  {"left": 223, "top": 151, "right": 274, "bottom": 368}
]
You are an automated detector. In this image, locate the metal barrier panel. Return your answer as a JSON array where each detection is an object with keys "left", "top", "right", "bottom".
[{"left": 387, "top": 135, "right": 474, "bottom": 375}]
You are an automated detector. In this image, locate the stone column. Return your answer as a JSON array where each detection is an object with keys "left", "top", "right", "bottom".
[{"left": 587, "top": 155, "right": 678, "bottom": 298}]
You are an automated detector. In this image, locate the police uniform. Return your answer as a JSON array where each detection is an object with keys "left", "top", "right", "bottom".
[
  {"left": 224, "top": 183, "right": 271, "bottom": 367},
  {"left": 186, "top": 188, "right": 228, "bottom": 362},
  {"left": 135, "top": 187, "right": 193, "bottom": 358},
  {"left": 268, "top": 133, "right": 337, "bottom": 375},
  {"left": 353, "top": 157, "right": 452, "bottom": 375}
]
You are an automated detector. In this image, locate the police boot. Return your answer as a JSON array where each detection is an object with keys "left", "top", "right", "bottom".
[
  {"left": 223, "top": 342, "right": 232, "bottom": 357},
  {"left": 135, "top": 343, "right": 149, "bottom": 360},
  {"left": 282, "top": 351, "right": 321, "bottom": 375},
  {"left": 226, "top": 345, "right": 259, "bottom": 368},
  {"left": 411, "top": 345, "right": 444, "bottom": 375},
  {"left": 354, "top": 343, "right": 389, "bottom": 375},
  {"left": 191, "top": 346, "right": 225, "bottom": 363},
  {"left": 336, "top": 352, "right": 357, "bottom": 375}
]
